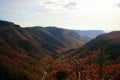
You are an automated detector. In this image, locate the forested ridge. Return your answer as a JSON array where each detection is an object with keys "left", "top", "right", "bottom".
[{"left": 0, "top": 20, "right": 120, "bottom": 80}]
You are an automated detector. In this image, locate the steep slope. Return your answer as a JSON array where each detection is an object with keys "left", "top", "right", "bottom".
[
  {"left": 74, "top": 31, "right": 120, "bottom": 60},
  {"left": 0, "top": 20, "right": 51, "bottom": 80},
  {"left": 24, "top": 27, "right": 86, "bottom": 55},
  {"left": 0, "top": 20, "right": 45, "bottom": 58}
]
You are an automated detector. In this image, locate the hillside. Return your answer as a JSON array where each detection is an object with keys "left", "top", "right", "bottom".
[
  {"left": 0, "top": 20, "right": 104, "bottom": 80},
  {"left": 24, "top": 27, "right": 85, "bottom": 55},
  {"left": 46, "top": 31, "right": 120, "bottom": 80},
  {"left": 74, "top": 31, "right": 120, "bottom": 59},
  {"left": 0, "top": 20, "right": 50, "bottom": 80}
]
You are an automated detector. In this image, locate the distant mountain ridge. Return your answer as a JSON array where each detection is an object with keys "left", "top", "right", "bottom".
[
  {"left": 75, "top": 30, "right": 105, "bottom": 42},
  {"left": 71, "top": 31, "right": 120, "bottom": 60},
  {"left": 0, "top": 20, "right": 104, "bottom": 55}
]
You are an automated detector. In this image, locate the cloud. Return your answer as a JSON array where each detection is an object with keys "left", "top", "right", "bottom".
[
  {"left": 64, "top": 1, "right": 78, "bottom": 9},
  {"left": 37, "top": 0, "right": 120, "bottom": 12},
  {"left": 37, "top": 0, "right": 79, "bottom": 10},
  {"left": 116, "top": 3, "right": 120, "bottom": 7}
]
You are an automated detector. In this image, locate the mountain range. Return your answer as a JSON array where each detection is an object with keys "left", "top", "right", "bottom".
[{"left": 1, "top": 20, "right": 119, "bottom": 80}]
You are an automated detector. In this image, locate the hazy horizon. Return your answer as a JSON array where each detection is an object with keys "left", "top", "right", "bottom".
[
  {"left": 0, "top": 19, "right": 117, "bottom": 33},
  {"left": 0, "top": 0, "right": 120, "bottom": 31}
]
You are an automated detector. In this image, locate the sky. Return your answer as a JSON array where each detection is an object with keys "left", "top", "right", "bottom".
[{"left": 0, "top": 0, "right": 120, "bottom": 31}]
